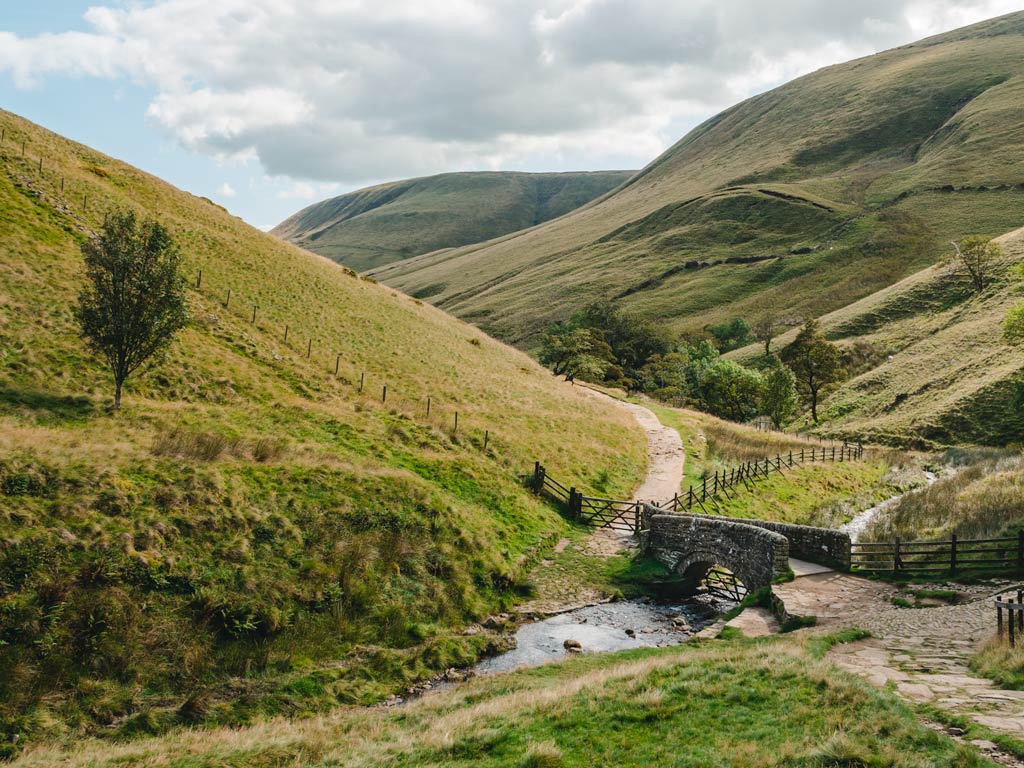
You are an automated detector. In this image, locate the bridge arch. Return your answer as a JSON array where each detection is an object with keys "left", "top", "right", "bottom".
[{"left": 642, "top": 511, "right": 791, "bottom": 595}]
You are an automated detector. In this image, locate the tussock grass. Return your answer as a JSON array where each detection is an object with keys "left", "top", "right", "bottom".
[
  {"left": 8, "top": 636, "right": 989, "bottom": 767},
  {"left": 864, "top": 450, "right": 1024, "bottom": 540},
  {"left": 972, "top": 635, "right": 1024, "bottom": 690}
]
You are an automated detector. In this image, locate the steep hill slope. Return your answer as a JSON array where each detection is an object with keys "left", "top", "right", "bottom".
[
  {"left": 373, "top": 12, "right": 1024, "bottom": 349},
  {"left": 728, "top": 226, "right": 1024, "bottom": 447},
  {"left": 0, "top": 109, "right": 644, "bottom": 748},
  {"left": 272, "top": 170, "right": 634, "bottom": 272}
]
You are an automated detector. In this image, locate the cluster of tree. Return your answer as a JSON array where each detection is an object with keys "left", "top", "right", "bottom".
[{"left": 541, "top": 302, "right": 844, "bottom": 427}]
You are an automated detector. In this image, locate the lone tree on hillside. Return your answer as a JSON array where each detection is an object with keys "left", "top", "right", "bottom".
[
  {"left": 949, "top": 235, "right": 1002, "bottom": 295},
  {"left": 781, "top": 319, "right": 842, "bottom": 423},
  {"left": 75, "top": 209, "right": 188, "bottom": 410},
  {"left": 753, "top": 314, "right": 776, "bottom": 357}
]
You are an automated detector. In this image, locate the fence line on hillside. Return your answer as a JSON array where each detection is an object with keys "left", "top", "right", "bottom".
[
  {"left": 0, "top": 124, "right": 500, "bottom": 453},
  {"left": 529, "top": 440, "right": 864, "bottom": 531}
]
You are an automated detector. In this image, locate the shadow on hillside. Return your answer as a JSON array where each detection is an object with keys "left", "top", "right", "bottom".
[{"left": 0, "top": 385, "right": 98, "bottom": 421}]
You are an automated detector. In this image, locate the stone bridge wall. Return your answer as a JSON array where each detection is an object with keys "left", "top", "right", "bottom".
[
  {"left": 643, "top": 509, "right": 791, "bottom": 593},
  {"left": 708, "top": 515, "right": 851, "bottom": 570}
]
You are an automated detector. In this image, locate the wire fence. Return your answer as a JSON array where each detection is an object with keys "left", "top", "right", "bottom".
[{"left": 1, "top": 124, "right": 499, "bottom": 451}]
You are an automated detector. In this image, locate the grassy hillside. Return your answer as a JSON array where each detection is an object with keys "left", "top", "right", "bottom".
[
  {"left": 272, "top": 171, "right": 634, "bottom": 272},
  {"left": 727, "top": 226, "right": 1024, "bottom": 446},
  {"left": 372, "top": 12, "right": 1024, "bottom": 354},
  {"left": 0, "top": 109, "right": 645, "bottom": 750},
  {"left": 9, "top": 634, "right": 990, "bottom": 768}
]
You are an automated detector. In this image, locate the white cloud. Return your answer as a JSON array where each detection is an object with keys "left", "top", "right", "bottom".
[
  {"left": 0, "top": 1, "right": 1019, "bottom": 187},
  {"left": 218, "top": 182, "right": 236, "bottom": 197}
]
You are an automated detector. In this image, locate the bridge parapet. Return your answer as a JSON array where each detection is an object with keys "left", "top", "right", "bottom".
[
  {"left": 707, "top": 516, "right": 851, "bottom": 570},
  {"left": 643, "top": 508, "right": 791, "bottom": 594}
]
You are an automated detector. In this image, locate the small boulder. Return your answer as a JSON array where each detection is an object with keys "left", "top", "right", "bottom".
[
  {"left": 563, "top": 639, "right": 582, "bottom": 652},
  {"left": 625, "top": 628, "right": 636, "bottom": 637}
]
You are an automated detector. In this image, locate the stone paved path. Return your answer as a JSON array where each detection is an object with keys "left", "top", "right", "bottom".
[{"left": 776, "top": 571, "right": 1024, "bottom": 753}]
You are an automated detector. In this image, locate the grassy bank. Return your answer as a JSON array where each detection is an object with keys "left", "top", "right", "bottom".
[
  {"left": 9, "top": 633, "right": 994, "bottom": 768},
  {"left": 635, "top": 397, "right": 910, "bottom": 525},
  {"left": 0, "top": 109, "right": 645, "bottom": 751}
]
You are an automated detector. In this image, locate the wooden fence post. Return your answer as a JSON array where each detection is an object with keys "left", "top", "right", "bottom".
[
  {"left": 382, "top": 385, "right": 387, "bottom": 403},
  {"left": 533, "top": 462, "right": 545, "bottom": 494},
  {"left": 701, "top": 477, "right": 708, "bottom": 502},
  {"left": 484, "top": 430, "right": 489, "bottom": 450},
  {"left": 1011, "top": 600, "right": 1017, "bottom": 648},
  {"left": 284, "top": 324, "right": 289, "bottom": 343},
  {"left": 568, "top": 487, "right": 578, "bottom": 519},
  {"left": 335, "top": 354, "right": 341, "bottom": 376},
  {"left": 196, "top": 270, "right": 202, "bottom": 289},
  {"left": 1018, "top": 591, "right": 1024, "bottom": 633},
  {"left": 306, "top": 339, "right": 312, "bottom": 359},
  {"left": 359, "top": 372, "right": 364, "bottom": 392},
  {"left": 894, "top": 537, "right": 902, "bottom": 573},
  {"left": 426, "top": 396, "right": 431, "bottom": 416},
  {"left": 634, "top": 501, "right": 641, "bottom": 534},
  {"left": 251, "top": 305, "right": 257, "bottom": 323},
  {"left": 998, "top": 601, "right": 1004, "bottom": 638},
  {"left": 950, "top": 533, "right": 957, "bottom": 575},
  {"left": 224, "top": 288, "right": 231, "bottom": 308},
  {"left": 454, "top": 411, "right": 459, "bottom": 433},
  {"left": 60, "top": 177, "right": 64, "bottom": 193}
]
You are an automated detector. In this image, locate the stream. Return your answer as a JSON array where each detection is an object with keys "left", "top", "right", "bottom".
[
  {"left": 475, "top": 597, "right": 721, "bottom": 675},
  {"left": 839, "top": 471, "right": 938, "bottom": 542}
]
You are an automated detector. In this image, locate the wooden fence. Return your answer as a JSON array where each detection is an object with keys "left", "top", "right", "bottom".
[
  {"left": 852, "top": 533, "right": 1024, "bottom": 577},
  {"left": 658, "top": 442, "right": 864, "bottom": 513},
  {"left": 529, "top": 442, "right": 863, "bottom": 532},
  {"left": 995, "top": 591, "right": 1024, "bottom": 647},
  {"left": 530, "top": 462, "right": 641, "bottom": 533}
]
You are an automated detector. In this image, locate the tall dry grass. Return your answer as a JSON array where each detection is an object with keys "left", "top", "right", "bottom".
[{"left": 864, "top": 449, "right": 1024, "bottom": 540}]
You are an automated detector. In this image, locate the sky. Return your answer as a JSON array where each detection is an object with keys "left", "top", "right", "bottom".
[{"left": 0, "top": 1, "right": 1019, "bottom": 229}]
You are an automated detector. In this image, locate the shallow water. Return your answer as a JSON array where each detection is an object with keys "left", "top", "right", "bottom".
[
  {"left": 839, "top": 471, "right": 937, "bottom": 542},
  {"left": 475, "top": 598, "right": 719, "bottom": 675}
]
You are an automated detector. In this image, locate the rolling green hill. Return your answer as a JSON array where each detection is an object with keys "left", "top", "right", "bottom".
[
  {"left": 372, "top": 12, "right": 1024, "bottom": 356},
  {"left": 0, "top": 109, "right": 644, "bottom": 749},
  {"left": 271, "top": 170, "right": 635, "bottom": 272}
]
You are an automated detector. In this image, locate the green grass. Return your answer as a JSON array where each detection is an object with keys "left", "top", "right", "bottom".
[
  {"left": 7, "top": 635, "right": 995, "bottom": 768},
  {"left": 272, "top": 171, "right": 634, "bottom": 272},
  {"left": 971, "top": 636, "right": 1024, "bottom": 691},
  {"left": 0, "top": 109, "right": 647, "bottom": 751}
]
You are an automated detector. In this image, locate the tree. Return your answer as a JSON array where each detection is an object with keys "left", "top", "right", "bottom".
[
  {"left": 697, "top": 358, "right": 762, "bottom": 422},
  {"left": 753, "top": 314, "right": 776, "bottom": 357},
  {"left": 949, "top": 235, "right": 1002, "bottom": 295},
  {"left": 75, "top": 210, "right": 188, "bottom": 409},
  {"left": 780, "top": 319, "right": 842, "bottom": 423},
  {"left": 538, "top": 325, "right": 610, "bottom": 380},
  {"left": 706, "top": 317, "right": 752, "bottom": 352},
  {"left": 759, "top": 355, "right": 798, "bottom": 428}
]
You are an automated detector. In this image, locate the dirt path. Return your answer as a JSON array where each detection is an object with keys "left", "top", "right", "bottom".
[
  {"left": 579, "top": 386, "right": 685, "bottom": 504},
  {"left": 516, "top": 388, "right": 686, "bottom": 616},
  {"left": 775, "top": 572, "right": 1024, "bottom": 760}
]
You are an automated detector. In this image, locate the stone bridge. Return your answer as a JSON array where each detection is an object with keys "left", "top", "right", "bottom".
[{"left": 640, "top": 504, "right": 852, "bottom": 594}]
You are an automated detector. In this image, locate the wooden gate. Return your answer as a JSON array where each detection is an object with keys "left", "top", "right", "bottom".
[{"left": 571, "top": 493, "right": 641, "bottom": 533}]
